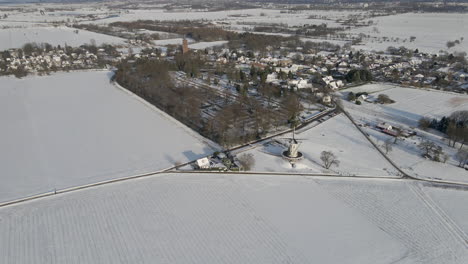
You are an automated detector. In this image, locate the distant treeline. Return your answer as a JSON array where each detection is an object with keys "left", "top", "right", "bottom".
[{"left": 110, "top": 20, "right": 299, "bottom": 52}]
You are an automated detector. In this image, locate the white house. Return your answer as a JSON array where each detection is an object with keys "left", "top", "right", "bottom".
[
  {"left": 196, "top": 157, "right": 210, "bottom": 169},
  {"left": 322, "top": 95, "right": 332, "bottom": 104},
  {"left": 266, "top": 72, "right": 278, "bottom": 83}
]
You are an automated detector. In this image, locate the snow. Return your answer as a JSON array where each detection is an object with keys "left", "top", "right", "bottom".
[
  {"left": 342, "top": 84, "right": 468, "bottom": 127},
  {"left": 153, "top": 38, "right": 227, "bottom": 49},
  {"left": 350, "top": 13, "right": 468, "bottom": 53},
  {"left": 1, "top": 173, "right": 467, "bottom": 263},
  {"left": 340, "top": 84, "right": 468, "bottom": 183},
  {"left": 295, "top": 114, "right": 398, "bottom": 176},
  {"left": 346, "top": 111, "right": 468, "bottom": 183},
  {"left": 342, "top": 83, "right": 396, "bottom": 94},
  {"left": 188, "top": 40, "right": 228, "bottom": 50},
  {"left": 236, "top": 114, "right": 397, "bottom": 176},
  {"left": 0, "top": 173, "right": 411, "bottom": 264},
  {"left": 0, "top": 26, "right": 126, "bottom": 50},
  {"left": 0, "top": 71, "right": 217, "bottom": 203},
  {"left": 84, "top": 9, "right": 352, "bottom": 27},
  {"left": 153, "top": 38, "right": 188, "bottom": 46},
  {"left": 315, "top": 178, "right": 468, "bottom": 264},
  {"left": 424, "top": 185, "right": 468, "bottom": 235}
]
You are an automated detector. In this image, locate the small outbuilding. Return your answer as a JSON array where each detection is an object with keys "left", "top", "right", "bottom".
[{"left": 196, "top": 157, "right": 210, "bottom": 169}]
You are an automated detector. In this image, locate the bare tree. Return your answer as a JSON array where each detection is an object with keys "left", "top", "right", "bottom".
[
  {"left": 283, "top": 93, "right": 303, "bottom": 124},
  {"left": 393, "top": 130, "right": 402, "bottom": 144},
  {"left": 382, "top": 139, "right": 393, "bottom": 154},
  {"left": 377, "top": 94, "right": 395, "bottom": 104},
  {"left": 456, "top": 126, "right": 467, "bottom": 149},
  {"left": 447, "top": 121, "right": 457, "bottom": 147},
  {"left": 442, "top": 153, "right": 450, "bottom": 164},
  {"left": 320, "top": 151, "right": 340, "bottom": 169},
  {"left": 238, "top": 153, "right": 255, "bottom": 171},
  {"left": 418, "top": 140, "right": 437, "bottom": 156},
  {"left": 418, "top": 117, "right": 431, "bottom": 131},
  {"left": 455, "top": 149, "right": 468, "bottom": 167}
]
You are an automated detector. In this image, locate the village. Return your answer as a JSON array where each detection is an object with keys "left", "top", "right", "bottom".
[
  {"left": 1, "top": 35, "right": 467, "bottom": 91},
  {"left": 0, "top": 28, "right": 467, "bottom": 173}
]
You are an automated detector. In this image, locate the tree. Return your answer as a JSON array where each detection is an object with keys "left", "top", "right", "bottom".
[
  {"left": 393, "top": 130, "right": 402, "bottom": 144},
  {"left": 455, "top": 149, "right": 468, "bottom": 167},
  {"left": 449, "top": 110, "right": 468, "bottom": 126},
  {"left": 431, "top": 145, "right": 444, "bottom": 162},
  {"left": 446, "top": 121, "right": 458, "bottom": 147},
  {"left": 377, "top": 94, "right": 395, "bottom": 104},
  {"left": 238, "top": 153, "right": 255, "bottom": 171},
  {"left": 22, "top": 43, "right": 36, "bottom": 56},
  {"left": 283, "top": 93, "right": 303, "bottom": 125},
  {"left": 382, "top": 139, "right": 393, "bottom": 154},
  {"left": 447, "top": 41, "right": 456, "bottom": 49},
  {"left": 320, "top": 151, "right": 340, "bottom": 169},
  {"left": 456, "top": 126, "right": 468, "bottom": 149},
  {"left": 442, "top": 153, "right": 450, "bottom": 164},
  {"left": 419, "top": 140, "right": 437, "bottom": 156},
  {"left": 418, "top": 140, "right": 445, "bottom": 162},
  {"left": 346, "top": 69, "right": 372, "bottom": 83},
  {"left": 347, "top": 92, "right": 356, "bottom": 101},
  {"left": 418, "top": 117, "right": 431, "bottom": 130}
]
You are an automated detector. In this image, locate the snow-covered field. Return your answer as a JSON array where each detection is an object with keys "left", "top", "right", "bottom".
[
  {"left": 341, "top": 83, "right": 468, "bottom": 183},
  {"left": 351, "top": 13, "right": 468, "bottom": 53},
  {"left": 82, "top": 8, "right": 351, "bottom": 27},
  {"left": 188, "top": 40, "right": 228, "bottom": 50},
  {"left": 0, "top": 173, "right": 466, "bottom": 264},
  {"left": 0, "top": 26, "right": 126, "bottom": 50},
  {"left": 424, "top": 185, "right": 468, "bottom": 235},
  {"left": 342, "top": 84, "right": 468, "bottom": 127},
  {"left": 0, "top": 71, "right": 217, "bottom": 203},
  {"left": 296, "top": 114, "right": 398, "bottom": 176},
  {"left": 315, "top": 178, "right": 468, "bottom": 264},
  {"left": 363, "top": 126, "right": 468, "bottom": 183},
  {"left": 240, "top": 114, "right": 397, "bottom": 176}
]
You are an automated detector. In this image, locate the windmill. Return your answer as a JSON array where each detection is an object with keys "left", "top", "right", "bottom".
[{"left": 281, "top": 126, "right": 305, "bottom": 162}]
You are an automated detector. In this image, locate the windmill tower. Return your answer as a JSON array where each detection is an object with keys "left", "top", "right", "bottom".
[{"left": 282, "top": 126, "right": 304, "bottom": 162}]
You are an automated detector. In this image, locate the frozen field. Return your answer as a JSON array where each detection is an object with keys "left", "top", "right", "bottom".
[
  {"left": 0, "top": 174, "right": 409, "bottom": 263},
  {"left": 0, "top": 173, "right": 466, "bottom": 263},
  {"left": 238, "top": 114, "right": 397, "bottom": 176},
  {"left": 0, "top": 26, "right": 126, "bottom": 50},
  {"left": 351, "top": 13, "right": 468, "bottom": 53},
  {"left": 363, "top": 126, "right": 468, "bottom": 183},
  {"left": 296, "top": 114, "right": 397, "bottom": 176},
  {"left": 342, "top": 84, "right": 468, "bottom": 127},
  {"left": 84, "top": 8, "right": 353, "bottom": 27},
  {"left": 424, "top": 185, "right": 468, "bottom": 235},
  {"left": 341, "top": 84, "right": 468, "bottom": 183},
  {"left": 315, "top": 178, "right": 468, "bottom": 264},
  {"left": 0, "top": 71, "right": 217, "bottom": 202},
  {"left": 188, "top": 40, "right": 228, "bottom": 50}
]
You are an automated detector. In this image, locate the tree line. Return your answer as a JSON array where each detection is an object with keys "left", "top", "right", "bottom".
[{"left": 419, "top": 110, "right": 468, "bottom": 149}]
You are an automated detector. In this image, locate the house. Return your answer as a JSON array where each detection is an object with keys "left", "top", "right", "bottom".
[
  {"left": 377, "top": 123, "right": 392, "bottom": 131},
  {"left": 266, "top": 72, "right": 278, "bottom": 83},
  {"left": 322, "top": 95, "right": 332, "bottom": 104},
  {"left": 413, "top": 73, "right": 424, "bottom": 81},
  {"left": 297, "top": 79, "right": 313, "bottom": 89},
  {"left": 196, "top": 157, "right": 210, "bottom": 169},
  {"left": 453, "top": 71, "right": 467, "bottom": 82}
]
